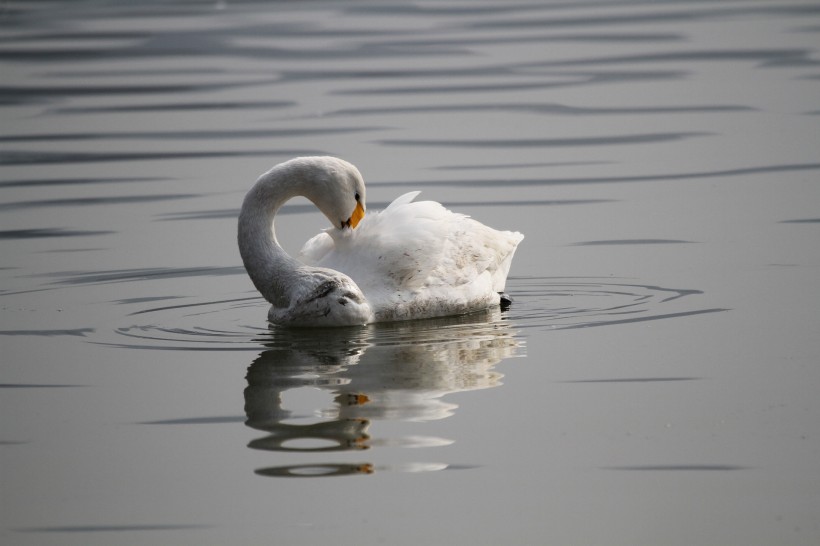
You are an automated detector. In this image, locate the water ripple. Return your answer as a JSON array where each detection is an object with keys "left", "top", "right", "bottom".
[
  {"left": 572, "top": 239, "right": 695, "bottom": 246},
  {"left": 0, "top": 127, "right": 382, "bottom": 143},
  {"left": 99, "top": 276, "right": 720, "bottom": 351},
  {"left": 377, "top": 132, "right": 710, "bottom": 148},
  {"left": 0, "top": 228, "right": 114, "bottom": 239},
  {"left": 503, "top": 277, "right": 725, "bottom": 332},
  {"left": 302, "top": 101, "right": 753, "bottom": 119},
  {"left": 0, "top": 149, "right": 325, "bottom": 166},
  {"left": 0, "top": 194, "right": 197, "bottom": 212},
  {"left": 49, "top": 100, "right": 295, "bottom": 114},
  {"left": 369, "top": 162, "right": 820, "bottom": 189}
]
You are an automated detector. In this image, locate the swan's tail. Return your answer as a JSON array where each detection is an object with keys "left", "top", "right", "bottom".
[{"left": 492, "top": 231, "right": 524, "bottom": 292}]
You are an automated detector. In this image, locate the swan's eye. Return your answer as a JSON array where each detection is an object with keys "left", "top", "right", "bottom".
[{"left": 354, "top": 192, "right": 360, "bottom": 202}]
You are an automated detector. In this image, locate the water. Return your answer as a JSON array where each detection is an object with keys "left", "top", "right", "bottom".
[{"left": 2, "top": 1, "right": 819, "bottom": 544}]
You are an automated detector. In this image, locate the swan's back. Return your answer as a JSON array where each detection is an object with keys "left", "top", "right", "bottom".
[{"left": 299, "top": 192, "right": 523, "bottom": 322}]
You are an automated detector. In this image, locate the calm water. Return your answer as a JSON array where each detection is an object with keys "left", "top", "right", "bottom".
[{"left": 2, "top": 1, "right": 820, "bottom": 544}]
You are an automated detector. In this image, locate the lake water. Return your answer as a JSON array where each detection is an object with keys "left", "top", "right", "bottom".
[{"left": 2, "top": 1, "right": 819, "bottom": 544}]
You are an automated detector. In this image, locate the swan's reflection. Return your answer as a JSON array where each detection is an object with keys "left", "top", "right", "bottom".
[{"left": 244, "top": 309, "right": 521, "bottom": 477}]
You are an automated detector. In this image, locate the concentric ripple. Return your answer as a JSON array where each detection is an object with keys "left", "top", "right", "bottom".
[
  {"left": 504, "top": 276, "right": 727, "bottom": 331},
  {"left": 105, "top": 276, "right": 725, "bottom": 351}
]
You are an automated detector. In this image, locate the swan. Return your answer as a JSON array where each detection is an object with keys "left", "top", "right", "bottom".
[{"left": 238, "top": 156, "right": 523, "bottom": 326}]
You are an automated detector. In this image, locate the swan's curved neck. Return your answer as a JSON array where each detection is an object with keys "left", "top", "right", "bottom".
[{"left": 237, "top": 171, "right": 306, "bottom": 308}]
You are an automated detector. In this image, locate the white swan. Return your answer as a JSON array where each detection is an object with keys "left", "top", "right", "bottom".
[{"left": 238, "top": 156, "right": 523, "bottom": 326}]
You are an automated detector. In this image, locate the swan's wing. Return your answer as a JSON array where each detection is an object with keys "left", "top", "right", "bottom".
[
  {"left": 384, "top": 191, "right": 420, "bottom": 210},
  {"left": 298, "top": 231, "right": 335, "bottom": 265},
  {"left": 375, "top": 195, "right": 523, "bottom": 293},
  {"left": 317, "top": 194, "right": 523, "bottom": 300}
]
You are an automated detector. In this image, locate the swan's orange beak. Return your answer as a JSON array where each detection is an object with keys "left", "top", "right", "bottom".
[{"left": 349, "top": 201, "right": 365, "bottom": 229}]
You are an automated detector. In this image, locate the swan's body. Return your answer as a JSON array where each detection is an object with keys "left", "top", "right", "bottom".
[{"left": 238, "top": 156, "right": 523, "bottom": 327}]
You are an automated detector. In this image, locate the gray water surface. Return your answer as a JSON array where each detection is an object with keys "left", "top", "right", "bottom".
[{"left": 2, "top": 1, "right": 820, "bottom": 545}]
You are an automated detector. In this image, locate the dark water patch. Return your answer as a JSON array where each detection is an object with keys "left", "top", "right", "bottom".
[
  {"left": 605, "top": 465, "right": 747, "bottom": 472},
  {"left": 0, "top": 228, "right": 114, "bottom": 239},
  {"left": 279, "top": 54, "right": 685, "bottom": 83},
  {"left": 39, "top": 247, "right": 105, "bottom": 254},
  {"left": 335, "top": 80, "right": 580, "bottom": 96},
  {"left": 158, "top": 208, "right": 241, "bottom": 221},
  {"left": 139, "top": 416, "right": 245, "bottom": 425},
  {"left": 0, "top": 29, "right": 148, "bottom": 42},
  {"left": 434, "top": 161, "right": 615, "bottom": 170},
  {"left": 572, "top": 239, "right": 696, "bottom": 246},
  {"left": 15, "top": 524, "right": 212, "bottom": 533},
  {"left": 371, "top": 163, "right": 820, "bottom": 189},
  {"left": 114, "top": 296, "right": 184, "bottom": 305},
  {"left": 279, "top": 65, "right": 511, "bottom": 83},
  {"left": 0, "top": 37, "right": 454, "bottom": 65},
  {"left": 377, "top": 31, "right": 685, "bottom": 50},
  {"left": 0, "top": 328, "right": 93, "bottom": 337},
  {"left": 8, "top": 2, "right": 396, "bottom": 36},
  {"left": 793, "top": 24, "right": 820, "bottom": 33},
  {"left": 542, "top": 32, "right": 684, "bottom": 43},
  {"left": 563, "top": 377, "right": 700, "bottom": 383},
  {"left": 346, "top": 2, "right": 711, "bottom": 18},
  {"left": 536, "top": 48, "right": 817, "bottom": 69},
  {"left": 320, "top": 101, "right": 752, "bottom": 118},
  {"left": 355, "top": 2, "right": 820, "bottom": 20},
  {"left": 42, "top": 67, "right": 252, "bottom": 78},
  {"left": 780, "top": 218, "right": 820, "bottom": 224},
  {"left": 464, "top": 5, "right": 820, "bottom": 31},
  {"left": 243, "top": 42, "right": 467, "bottom": 61},
  {"left": 464, "top": 9, "right": 710, "bottom": 31},
  {"left": 276, "top": 62, "right": 687, "bottom": 99},
  {"left": 0, "top": 149, "right": 324, "bottom": 166},
  {"left": 41, "top": 266, "right": 245, "bottom": 286},
  {"left": 0, "top": 127, "right": 382, "bottom": 143},
  {"left": 226, "top": 24, "right": 401, "bottom": 41},
  {"left": 377, "top": 132, "right": 709, "bottom": 148},
  {"left": 345, "top": 3, "right": 540, "bottom": 16},
  {"left": 50, "top": 100, "right": 296, "bottom": 114},
  {"left": 0, "top": 194, "right": 198, "bottom": 212},
  {"left": 0, "top": 177, "right": 166, "bottom": 188},
  {"left": 0, "top": 383, "right": 86, "bottom": 388},
  {"left": 334, "top": 69, "right": 684, "bottom": 95},
  {"left": 0, "top": 80, "right": 273, "bottom": 106}
]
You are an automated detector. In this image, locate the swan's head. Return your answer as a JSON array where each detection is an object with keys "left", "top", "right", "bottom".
[{"left": 290, "top": 156, "right": 366, "bottom": 230}]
